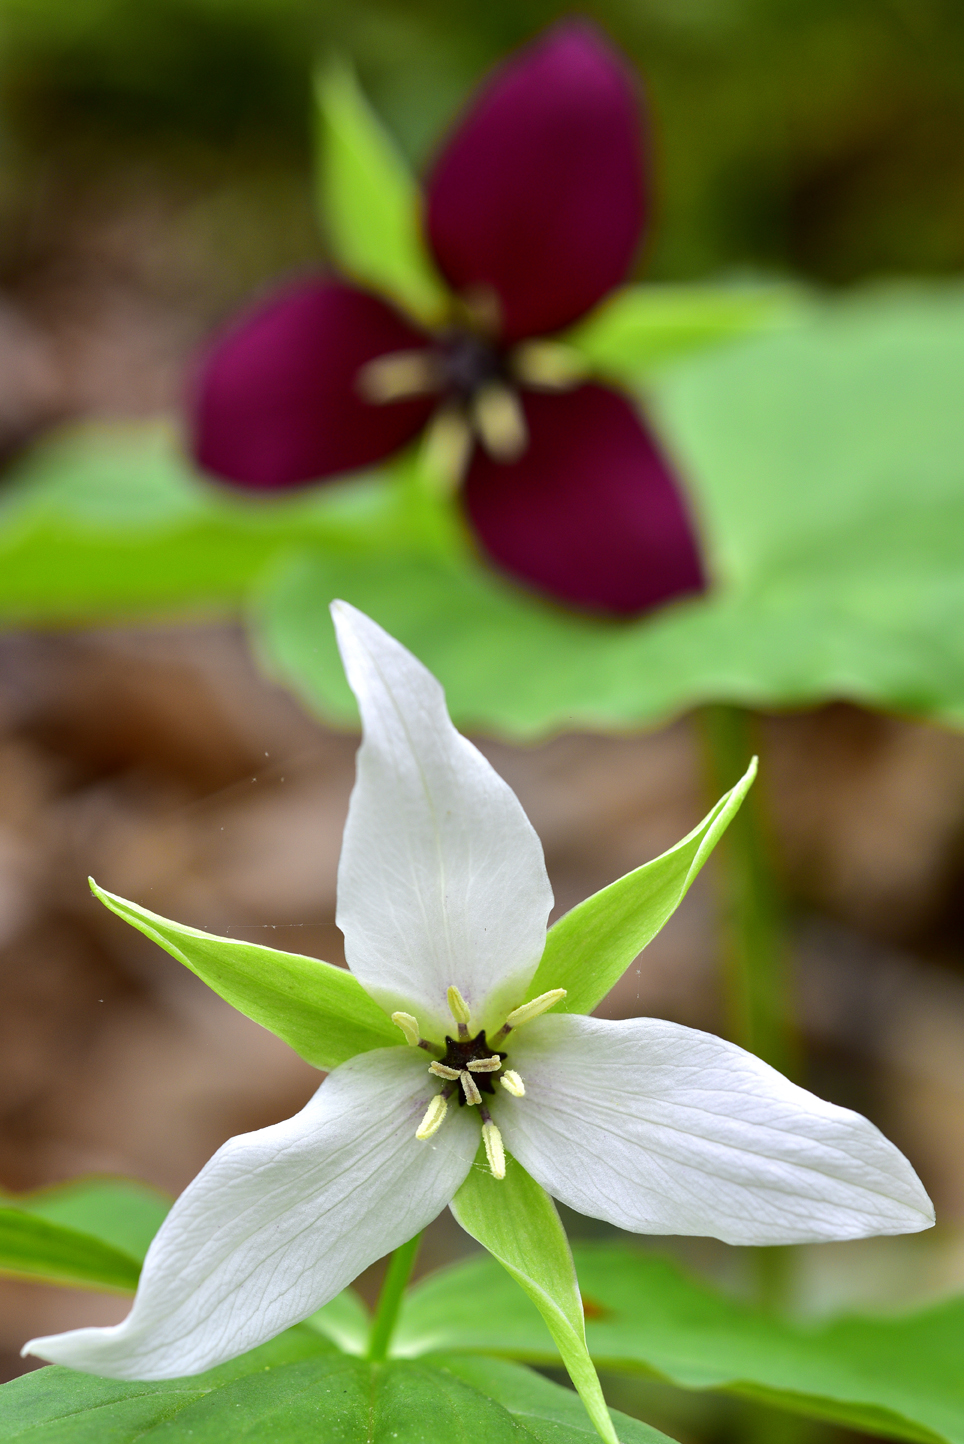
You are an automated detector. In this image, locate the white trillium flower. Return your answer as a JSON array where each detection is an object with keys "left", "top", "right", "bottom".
[{"left": 24, "top": 602, "right": 934, "bottom": 1385}]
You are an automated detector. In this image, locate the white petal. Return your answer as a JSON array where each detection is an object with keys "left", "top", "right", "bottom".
[
  {"left": 500, "top": 1015, "right": 934, "bottom": 1246},
  {"left": 23, "top": 1049, "right": 477, "bottom": 1379},
  {"left": 332, "top": 602, "right": 553, "bottom": 1037}
]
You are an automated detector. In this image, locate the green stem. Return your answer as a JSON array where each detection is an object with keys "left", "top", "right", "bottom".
[
  {"left": 366, "top": 1232, "right": 421, "bottom": 1362},
  {"left": 700, "top": 704, "right": 797, "bottom": 1080},
  {"left": 701, "top": 705, "right": 799, "bottom": 1314}
]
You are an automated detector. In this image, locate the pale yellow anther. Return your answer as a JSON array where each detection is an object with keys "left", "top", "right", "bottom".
[
  {"left": 458, "top": 283, "right": 503, "bottom": 337},
  {"left": 415, "top": 1093, "right": 448, "bottom": 1140},
  {"left": 500, "top": 1069, "right": 526, "bottom": 1097},
  {"left": 511, "top": 340, "right": 587, "bottom": 391},
  {"left": 429, "top": 1061, "right": 461, "bottom": 1081},
  {"left": 482, "top": 1119, "right": 506, "bottom": 1179},
  {"left": 421, "top": 406, "right": 472, "bottom": 495},
  {"left": 356, "top": 350, "right": 441, "bottom": 404},
  {"left": 460, "top": 1070, "right": 482, "bottom": 1106},
  {"left": 472, "top": 383, "right": 528, "bottom": 463},
  {"left": 466, "top": 1055, "right": 502, "bottom": 1073},
  {"left": 504, "top": 989, "right": 567, "bottom": 1031},
  {"left": 391, "top": 1012, "right": 422, "bottom": 1047},
  {"left": 447, "top": 985, "right": 472, "bottom": 1028}
]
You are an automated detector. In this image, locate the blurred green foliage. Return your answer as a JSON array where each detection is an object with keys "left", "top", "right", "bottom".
[{"left": 0, "top": 0, "right": 962, "bottom": 286}]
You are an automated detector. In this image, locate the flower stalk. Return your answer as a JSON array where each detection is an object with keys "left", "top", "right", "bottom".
[
  {"left": 367, "top": 1232, "right": 422, "bottom": 1362},
  {"left": 701, "top": 703, "right": 798, "bottom": 1080}
]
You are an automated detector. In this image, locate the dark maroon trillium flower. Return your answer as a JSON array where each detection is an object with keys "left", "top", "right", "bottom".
[{"left": 193, "top": 21, "right": 706, "bottom": 616}]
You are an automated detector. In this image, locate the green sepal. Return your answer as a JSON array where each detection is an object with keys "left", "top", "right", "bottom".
[
  {"left": 0, "top": 1208, "right": 141, "bottom": 1295},
  {"left": 564, "top": 282, "right": 801, "bottom": 381},
  {"left": 449, "top": 1150, "right": 619, "bottom": 1444},
  {"left": 90, "top": 879, "right": 400, "bottom": 1069},
  {"left": 315, "top": 62, "right": 448, "bottom": 325},
  {"left": 528, "top": 760, "right": 756, "bottom": 1015}
]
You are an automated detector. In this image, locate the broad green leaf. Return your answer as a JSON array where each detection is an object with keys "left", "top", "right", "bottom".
[
  {"left": 430, "top": 1354, "right": 675, "bottom": 1444},
  {"left": 0, "top": 422, "right": 405, "bottom": 625},
  {"left": 449, "top": 1150, "right": 618, "bottom": 1444},
  {"left": 528, "top": 761, "right": 755, "bottom": 1014},
  {"left": 0, "top": 1208, "right": 141, "bottom": 1294},
  {"left": 0, "top": 1334, "right": 676, "bottom": 1444},
  {"left": 91, "top": 880, "right": 400, "bottom": 1069},
  {"left": 315, "top": 63, "right": 448, "bottom": 325},
  {"left": 397, "top": 1245, "right": 964, "bottom": 1444},
  {"left": 10, "top": 1177, "right": 171, "bottom": 1263},
  {"left": 254, "top": 285, "right": 964, "bottom": 737},
  {"left": 565, "top": 282, "right": 800, "bottom": 380},
  {"left": 304, "top": 1286, "right": 370, "bottom": 1355}
]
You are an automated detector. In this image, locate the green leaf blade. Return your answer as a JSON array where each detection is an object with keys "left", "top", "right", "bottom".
[
  {"left": 0, "top": 422, "right": 403, "bottom": 626},
  {"left": 431, "top": 1354, "right": 678, "bottom": 1444},
  {"left": 316, "top": 63, "right": 448, "bottom": 325},
  {"left": 0, "top": 1338, "right": 677, "bottom": 1443},
  {"left": 253, "top": 286, "right": 964, "bottom": 739},
  {"left": 0, "top": 1208, "right": 141, "bottom": 1295},
  {"left": 91, "top": 880, "right": 400, "bottom": 1070},
  {"left": 449, "top": 1151, "right": 619, "bottom": 1444},
  {"left": 398, "top": 1244, "right": 964, "bottom": 1444},
  {"left": 529, "top": 761, "right": 756, "bottom": 1015},
  {"left": 10, "top": 1177, "right": 171, "bottom": 1263}
]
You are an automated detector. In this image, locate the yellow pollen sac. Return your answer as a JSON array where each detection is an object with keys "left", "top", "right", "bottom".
[
  {"left": 391, "top": 1012, "right": 422, "bottom": 1047},
  {"left": 504, "top": 989, "right": 567, "bottom": 1032},
  {"left": 482, "top": 1119, "right": 506, "bottom": 1179},
  {"left": 447, "top": 985, "right": 472, "bottom": 1037},
  {"left": 500, "top": 1069, "right": 525, "bottom": 1097},
  {"left": 472, "top": 382, "right": 528, "bottom": 464},
  {"left": 466, "top": 1055, "right": 502, "bottom": 1073},
  {"left": 356, "top": 349, "right": 442, "bottom": 404},
  {"left": 429, "top": 1061, "right": 461, "bottom": 1081},
  {"left": 460, "top": 1070, "right": 482, "bottom": 1106},
  {"left": 421, "top": 405, "right": 472, "bottom": 495},
  {"left": 511, "top": 340, "right": 587, "bottom": 391},
  {"left": 416, "top": 1093, "right": 449, "bottom": 1140}
]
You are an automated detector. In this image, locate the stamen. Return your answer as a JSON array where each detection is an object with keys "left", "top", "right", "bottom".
[
  {"left": 421, "top": 405, "right": 472, "bottom": 495},
  {"left": 466, "top": 1055, "right": 502, "bottom": 1073},
  {"left": 459, "top": 1070, "right": 482, "bottom": 1106},
  {"left": 458, "top": 283, "right": 502, "bottom": 337},
  {"left": 511, "top": 340, "right": 586, "bottom": 391},
  {"left": 503, "top": 989, "right": 567, "bottom": 1033},
  {"left": 500, "top": 1069, "right": 525, "bottom": 1097},
  {"left": 356, "top": 349, "right": 441, "bottom": 404},
  {"left": 447, "top": 985, "right": 472, "bottom": 1039},
  {"left": 429, "top": 1061, "right": 461, "bottom": 1081},
  {"left": 415, "top": 1093, "right": 448, "bottom": 1140},
  {"left": 391, "top": 1012, "right": 422, "bottom": 1047},
  {"left": 481, "top": 1113, "right": 506, "bottom": 1180},
  {"left": 492, "top": 989, "right": 567, "bottom": 1046},
  {"left": 472, "top": 383, "right": 528, "bottom": 463}
]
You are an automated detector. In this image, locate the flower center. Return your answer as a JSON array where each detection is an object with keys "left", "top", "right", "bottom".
[
  {"left": 437, "top": 329, "right": 505, "bottom": 400},
  {"left": 390, "top": 985, "right": 566, "bottom": 1180},
  {"left": 355, "top": 325, "right": 529, "bottom": 468},
  {"left": 437, "top": 1029, "right": 507, "bottom": 1103}
]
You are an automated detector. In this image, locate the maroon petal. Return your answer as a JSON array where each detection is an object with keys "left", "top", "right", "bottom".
[
  {"left": 464, "top": 385, "right": 705, "bottom": 616},
  {"left": 426, "top": 21, "right": 644, "bottom": 344},
  {"left": 192, "top": 279, "right": 436, "bottom": 488}
]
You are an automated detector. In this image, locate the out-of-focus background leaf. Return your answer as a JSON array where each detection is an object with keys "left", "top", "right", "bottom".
[
  {"left": 0, "top": 8, "right": 963, "bottom": 1444},
  {"left": 253, "top": 284, "right": 964, "bottom": 734}
]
